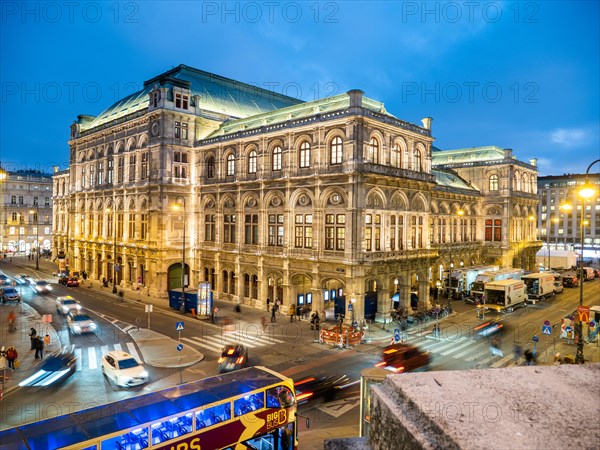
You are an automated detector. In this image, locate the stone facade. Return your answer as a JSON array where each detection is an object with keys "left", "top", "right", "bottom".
[{"left": 54, "top": 65, "right": 541, "bottom": 320}]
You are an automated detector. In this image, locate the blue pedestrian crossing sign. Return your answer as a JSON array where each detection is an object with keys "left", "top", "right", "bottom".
[
  {"left": 176, "top": 321, "right": 184, "bottom": 331},
  {"left": 394, "top": 328, "right": 401, "bottom": 343},
  {"left": 542, "top": 325, "right": 552, "bottom": 335}
]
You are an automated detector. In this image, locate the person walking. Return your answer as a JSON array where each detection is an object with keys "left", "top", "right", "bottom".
[
  {"left": 275, "top": 299, "right": 281, "bottom": 315},
  {"left": 6, "top": 345, "right": 18, "bottom": 370},
  {"left": 271, "top": 305, "right": 277, "bottom": 323},
  {"left": 211, "top": 306, "right": 218, "bottom": 324},
  {"left": 33, "top": 336, "right": 44, "bottom": 359},
  {"left": 289, "top": 304, "right": 296, "bottom": 322},
  {"left": 234, "top": 303, "right": 241, "bottom": 320},
  {"left": 29, "top": 327, "right": 37, "bottom": 350}
]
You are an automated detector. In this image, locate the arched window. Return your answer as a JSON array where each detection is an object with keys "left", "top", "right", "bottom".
[
  {"left": 522, "top": 173, "right": 529, "bottom": 192},
  {"left": 226, "top": 154, "right": 235, "bottom": 176},
  {"left": 413, "top": 149, "right": 422, "bottom": 172},
  {"left": 248, "top": 150, "right": 257, "bottom": 174},
  {"left": 272, "top": 146, "right": 282, "bottom": 171},
  {"left": 10, "top": 195, "right": 16, "bottom": 204},
  {"left": 107, "top": 158, "right": 114, "bottom": 184},
  {"left": 299, "top": 142, "right": 310, "bottom": 168},
  {"left": 489, "top": 174, "right": 499, "bottom": 191},
  {"left": 11, "top": 212, "right": 17, "bottom": 221},
  {"left": 206, "top": 156, "right": 215, "bottom": 179},
  {"left": 368, "top": 138, "right": 379, "bottom": 164},
  {"left": 391, "top": 144, "right": 402, "bottom": 168},
  {"left": 97, "top": 161, "right": 104, "bottom": 185},
  {"left": 514, "top": 171, "right": 521, "bottom": 191},
  {"left": 330, "top": 136, "right": 343, "bottom": 165}
]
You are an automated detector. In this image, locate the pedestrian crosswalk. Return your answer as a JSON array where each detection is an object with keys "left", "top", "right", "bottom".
[
  {"left": 73, "top": 342, "right": 142, "bottom": 372},
  {"left": 182, "top": 327, "right": 288, "bottom": 355},
  {"left": 399, "top": 328, "right": 519, "bottom": 368}
]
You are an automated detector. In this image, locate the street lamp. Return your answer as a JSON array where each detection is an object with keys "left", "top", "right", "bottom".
[
  {"left": 29, "top": 205, "right": 40, "bottom": 270},
  {"left": 173, "top": 196, "right": 187, "bottom": 314},
  {"left": 105, "top": 207, "right": 118, "bottom": 294},
  {"left": 560, "top": 159, "right": 599, "bottom": 364}
]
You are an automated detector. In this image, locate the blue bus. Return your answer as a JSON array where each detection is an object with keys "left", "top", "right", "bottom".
[{"left": 1, "top": 366, "right": 298, "bottom": 450}]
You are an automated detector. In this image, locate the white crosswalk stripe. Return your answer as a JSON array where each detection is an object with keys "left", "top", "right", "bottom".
[
  {"left": 72, "top": 342, "right": 140, "bottom": 372},
  {"left": 182, "top": 329, "right": 287, "bottom": 354}
]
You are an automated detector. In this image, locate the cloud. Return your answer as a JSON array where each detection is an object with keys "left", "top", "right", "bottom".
[{"left": 550, "top": 128, "right": 591, "bottom": 147}]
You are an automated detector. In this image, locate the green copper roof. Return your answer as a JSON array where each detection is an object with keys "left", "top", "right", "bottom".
[
  {"left": 431, "top": 145, "right": 506, "bottom": 164},
  {"left": 80, "top": 65, "right": 304, "bottom": 132},
  {"left": 206, "top": 93, "right": 392, "bottom": 139},
  {"left": 432, "top": 168, "right": 479, "bottom": 193}
]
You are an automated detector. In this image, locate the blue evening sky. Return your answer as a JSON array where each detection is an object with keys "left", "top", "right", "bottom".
[{"left": 1, "top": 1, "right": 598, "bottom": 176}]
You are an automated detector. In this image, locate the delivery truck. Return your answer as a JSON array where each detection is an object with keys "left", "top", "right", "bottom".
[
  {"left": 445, "top": 265, "right": 499, "bottom": 298},
  {"left": 521, "top": 273, "right": 556, "bottom": 302},
  {"left": 481, "top": 279, "right": 528, "bottom": 312},
  {"left": 469, "top": 268, "right": 525, "bottom": 301}
]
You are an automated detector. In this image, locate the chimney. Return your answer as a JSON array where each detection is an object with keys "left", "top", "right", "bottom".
[
  {"left": 347, "top": 89, "right": 364, "bottom": 108},
  {"left": 504, "top": 148, "right": 513, "bottom": 159},
  {"left": 529, "top": 158, "right": 538, "bottom": 167},
  {"left": 421, "top": 117, "right": 433, "bottom": 131}
]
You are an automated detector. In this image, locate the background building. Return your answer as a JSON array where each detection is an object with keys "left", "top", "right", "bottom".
[
  {"left": 0, "top": 168, "right": 53, "bottom": 259},
  {"left": 537, "top": 173, "right": 600, "bottom": 265},
  {"left": 56, "top": 65, "right": 541, "bottom": 321}
]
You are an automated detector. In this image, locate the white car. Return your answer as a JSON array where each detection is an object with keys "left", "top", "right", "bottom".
[
  {"left": 56, "top": 296, "right": 82, "bottom": 315},
  {"left": 31, "top": 280, "right": 52, "bottom": 294},
  {"left": 66, "top": 312, "right": 97, "bottom": 335},
  {"left": 101, "top": 350, "right": 149, "bottom": 387}
]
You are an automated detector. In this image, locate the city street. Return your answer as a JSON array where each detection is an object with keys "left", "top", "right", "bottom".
[{"left": 1, "top": 257, "right": 599, "bottom": 441}]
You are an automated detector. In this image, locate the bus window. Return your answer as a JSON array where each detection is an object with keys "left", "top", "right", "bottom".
[
  {"left": 267, "top": 386, "right": 295, "bottom": 408},
  {"left": 103, "top": 426, "right": 149, "bottom": 450},
  {"left": 151, "top": 413, "right": 192, "bottom": 444},
  {"left": 196, "top": 403, "right": 232, "bottom": 430},
  {"left": 234, "top": 393, "right": 265, "bottom": 417}
]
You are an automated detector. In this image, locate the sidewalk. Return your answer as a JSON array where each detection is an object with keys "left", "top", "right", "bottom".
[{"left": 0, "top": 300, "right": 61, "bottom": 396}]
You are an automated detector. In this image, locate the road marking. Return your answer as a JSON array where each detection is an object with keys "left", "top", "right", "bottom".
[
  {"left": 100, "top": 345, "right": 109, "bottom": 357},
  {"left": 440, "top": 340, "right": 473, "bottom": 356},
  {"left": 126, "top": 342, "right": 142, "bottom": 362},
  {"left": 489, "top": 354, "right": 515, "bottom": 368},
  {"left": 182, "top": 337, "right": 220, "bottom": 353},
  {"left": 88, "top": 347, "right": 97, "bottom": 369},
  {"left": 113, "top": 343, "right": 123, "bottom": 352},
  {"left": 75, "top": 347, "right": 82, "bottom": 371}
]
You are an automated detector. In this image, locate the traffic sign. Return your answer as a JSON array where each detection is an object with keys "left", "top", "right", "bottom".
[
  {"left": 544, "top": 320, "right": 550, "bottom": 326},
  {"left": 394, "top": 328, "right": 401, "bottom": 343},
  {"left": 176, "top": 321, "right": 184, "bottom": 331},
  {"left": 177, "top": 344, "right": 183, "bottom": 351},
  {"left": 542, "top": 325, "right": 552, "bottom": 335},
  {"left": 532, "top": 335, "right": 539, "bottom": 342},
  {"left": 145, "top": 304, "right": 153, "bottom": 313},
  {"left": 590, "top": 321, "right": 596, "bottom": 328},
  {"left": 565, "top": 326, "right": 573, "bottom": 333}
]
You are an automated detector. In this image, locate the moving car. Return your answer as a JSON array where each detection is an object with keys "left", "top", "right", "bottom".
[
  {"left": 31, "top": 280, "right": 52, "bottom": 294},
  {"left": 375, "top": 343, "right": 431, "bottom": 373},
  {"left": 473, "top": 320, "right": 505, "bottom": 339},
  {"left": 217, "top": 344, "right": 248, "bottom": 373},
  {"left": 294, "top": 374, "right": 350, "bottom": 404},
  {"left": 0, "top": 272, "right": 10, "bottom": 286},
  {"left": 1, "top": 287, "right": 21, "bottom": 303},
  {"left": 19, "top": 346, "right": 77, "bottom": 387},
  {"left": 15, "top": 274, "right": 32, "bottom": 285},
  {"left": 56, "top": 296, "right": 82, "bottom": 315},
  {"left": 59, "top": 276, "right": 80, "bottom": 287},
  {"left": 101, "top": 350, "right": 149, "bottom": 387},
  {"left": 66, "top": 312, "right": 97, "bottom": 335}
]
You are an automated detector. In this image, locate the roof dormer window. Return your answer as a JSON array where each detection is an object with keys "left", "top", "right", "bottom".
[{"left": 175, "top": 93, "right": 189, "bottom": 110}]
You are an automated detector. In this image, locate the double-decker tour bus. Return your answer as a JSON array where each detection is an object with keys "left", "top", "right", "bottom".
[{"left": 0, "top": 366, "right": 298, "bottom": 450}]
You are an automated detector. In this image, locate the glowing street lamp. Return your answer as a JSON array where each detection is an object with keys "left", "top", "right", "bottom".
[{"left": 172, "top": 196, "right": 187, "bottom": 314}]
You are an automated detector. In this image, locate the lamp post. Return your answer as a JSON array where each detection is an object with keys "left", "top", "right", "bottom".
[
  {"left": 173, "top": 196, "right": 186, "bottom": 314},
  {"left": 29, "top": 205, "right": 40, "bottom": 270},
  {"left": 106, "top": 207, "right": 118, "bottom": 293}
]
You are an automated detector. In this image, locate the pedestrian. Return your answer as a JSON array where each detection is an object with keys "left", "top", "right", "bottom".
[
  {"left": 524, "top": 349, "right": 536, "bottom": 366},
  {"left": 275, "top": 298, "right": 281, "bottom": 315},
  {"left": 234, "top": 303, "right": 241, "bottom": 319},
  {"left": 44, "top": 334, "right": 51, "bottom": 348},
  {"left": 29, "top": 327, "right": 37, "bottom": 350},
  {"left": 513, "top": 344, "right": 523, "bottom": 364},
  {"left": 261, "top": 316, "right": 268, "bottom": 332},
  {"left": 266, "top": 298, "right": 271, "bottom": 312},
  {"left": 271, "top": 305, "right": 277, "bottom": 323},
  {"left": 289, "top": 304, "right": 295, "bottom": 322},
  {"left": 33, "top": 336, "right": 44, "bottom": 359},
  {"left": 211, "top": 306, "right": 218, "bottom": 324},
  {"left": 310, "top": 311, "right": 320, "bottom": 330},
  {"left": 553, "top": 352, "right": 562, "bottom": 365},
  {"left": 6, "top": 345, "right": 18, "bottom": 370},
  {"left": 82, "top": 271, "right": 87, "bottom": 281}
]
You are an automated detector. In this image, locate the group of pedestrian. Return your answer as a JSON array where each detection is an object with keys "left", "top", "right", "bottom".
[
  {"left": 29, "top": 327, "right": 46, "bottom": 359},
  {"left": 0, "top": 345, "right": 19, "bottom": 370}
]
